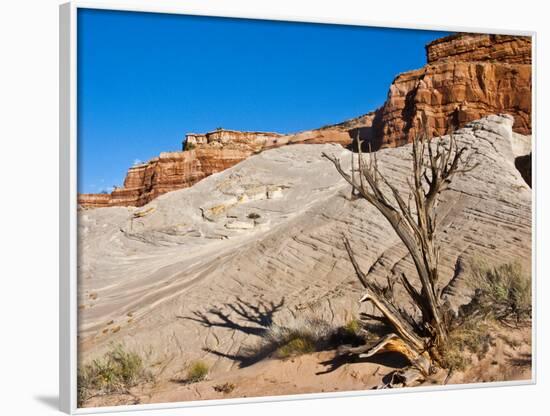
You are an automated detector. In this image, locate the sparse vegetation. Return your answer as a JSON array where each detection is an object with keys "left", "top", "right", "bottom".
[
  {"left": 466, "top": 260, "right": 531, "bottom": 324},
  {"left": 342, "top": 318, "right": 362, "bottom": 337},
  {"left": 247, "top": 212, "right": 261, "bottom": 219},
  {"left": 186, "top": 142, "right": 196, "bottom": 151},
  {"left": 439, "top": 260, "right": 530, "bottom": 371},
  {"left": 214, "top": 382, "right": 235, "bottom": 394},
  {"left": 276, "top": 336, "right": 316, "bottom": 358},
  {"left": 247, "top": 314, "right": 364, "bottom": 360},
  {"left": 78, "top": 345, "right": 152, "bottom": 406},
  {"left": 185, "top": 360, "right": 209, "bottom": 383},
  {"left": 440, "top": 320, "right": 494, "bottom": 371},
  {"left": 264, "top": 315, "right": 334, "bottom": 358}
]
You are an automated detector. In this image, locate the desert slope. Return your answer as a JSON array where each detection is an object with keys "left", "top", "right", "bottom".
[{"left": 78, "top": 115, "right": 531, "bottom": 392}]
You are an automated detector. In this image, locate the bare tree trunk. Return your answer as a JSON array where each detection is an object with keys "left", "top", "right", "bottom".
[{"left": 322, "top": 125, "right": 477, "bottom": 383}]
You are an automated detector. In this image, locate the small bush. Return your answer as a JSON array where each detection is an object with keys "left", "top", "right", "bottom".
[
  {"left": 186, "top": 142, "right": 196, "bottom": 151},
  {"left": 276, "top": 336, "right": 316, "bottom": 358},
  {"left": 439, "top": 344, "right": 469, "bottom": 371},
  {"left": 186, "top": 360, "right": 209, "bottom": 383},
  {"left": 242, "top": 314, "right": 366, "bottom": 363},
  {"left": 267, "top": 315, "right": 334, "bottom": 353},
  {"left": 214, "top": 382, "right": 235, "bottom": 394},
  {"left": 440, "top": 320, "right": 494, "bottom": 371},
  {"left": 342, "top": 318, "right": 362, "bottom": 337},
  {"left": 247, "top": 212, "right": 261, "bottom": 220},
  {"left": 466, "top": 260, "right": 531, "bottom": 323},
  {"left": 78, "top": 345, "right": 151, "bottom": 406}
]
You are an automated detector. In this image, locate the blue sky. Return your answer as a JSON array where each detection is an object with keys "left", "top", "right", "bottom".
[{"left": 77, "top": 8, "right": 449, "bottom": 193}]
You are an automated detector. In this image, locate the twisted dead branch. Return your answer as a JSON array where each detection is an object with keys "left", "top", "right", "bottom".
[{"left": 322, "top": 122, "right": 478, "bottom": 387}]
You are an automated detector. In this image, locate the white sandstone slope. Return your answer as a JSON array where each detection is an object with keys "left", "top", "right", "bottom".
[{"left": 78, "top": 115, "right": 531, "bottom": 379}]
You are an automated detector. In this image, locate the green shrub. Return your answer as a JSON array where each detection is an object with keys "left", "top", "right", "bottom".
[
  {"left": 186, "top": 360, "right": 209, "bottom": 383},
  {"left": 466, "top": 260, "right": 531, "bottom": 323},
  {"left": 440, "top": 320, "right": 493, "bottom": 371},
  {"left": 77, "top": 345, "right": 151, "bottom": 406},
  {"left": 276, "top": 336, "right": 316, "bottom": 358},
  {"left": 186, "top": 142, "right": 196, "bottom": 151},
  {"left": 342, "top": 318, "right": 362, "bottom": 337}
]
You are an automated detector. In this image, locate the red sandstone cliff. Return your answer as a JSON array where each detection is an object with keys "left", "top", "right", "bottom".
[
  {"left": 78, "top": 32, "right": 532, "bottom": 208},
  {"left": 358, "top": 33, "right": 532, "bottom": 149}
]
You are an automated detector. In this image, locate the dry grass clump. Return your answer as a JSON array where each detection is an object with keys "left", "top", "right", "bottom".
[
  {"left": 185, "top": 360, "right": 209, "bottom": 383},
  {"left": 276, "top": 337, "right": 316, "bottom": 358},
  {"left": 251, "top": 314, "right": 364, "bottom": 359},
  {"left": 440, "top": 260, "right": 531, "bottom": 371},
  {"left": 263, "top": 315, "right": 335, "bottom": 358},
  {"left": 342, "top": 318, "right": 362, "bottom": 337},
  {"left": 78, "top": 345, "right": 152, "bottom": 406},
  {"left": 440, "top": 320, "right": 494, "bottom": 371},
  {"left": 213, "top": 382, "right": 236, "bottom": 394},
  {"left": 466, "top": 260, "right": 531, "bottom": 324}
]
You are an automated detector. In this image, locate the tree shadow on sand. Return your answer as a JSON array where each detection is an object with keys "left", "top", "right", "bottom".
[
  {"left": 316, "top": 350, "right": 410, "bottom": 376},
  {"left": 179, "top": 296, "right": 284, "bottom": 337},
  {"left": 180, "top": 299, "right": 394, "bottom": 371},
  {"left": 178, "top": 297, "right": 285, "bottom": 367}
]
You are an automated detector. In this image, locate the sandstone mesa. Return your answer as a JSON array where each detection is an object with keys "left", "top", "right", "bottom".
[{"left": 78, "top": 33, "right": 531, "bottom": 208}]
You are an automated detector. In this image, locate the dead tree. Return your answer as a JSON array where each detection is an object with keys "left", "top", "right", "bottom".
[{"left": 322, "top": 126, "right": 477, "bottom": 387}]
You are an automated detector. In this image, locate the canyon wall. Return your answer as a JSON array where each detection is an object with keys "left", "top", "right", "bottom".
[
  {"left": 78, "top": 127, "right": 361, "bottom": 208},
  {"left": 358, "top": 33, "right": 532, "bottom": 149},
  {"left": 426, "top": 34, "right": 532, "bottom": 65},
  {"left": 79, "top": 33, "right": 532, "bottom": 208}
]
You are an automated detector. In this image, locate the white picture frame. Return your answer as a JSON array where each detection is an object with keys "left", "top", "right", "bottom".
[{"left": 59, "top": 2, "right": 537, "bottom": 414}]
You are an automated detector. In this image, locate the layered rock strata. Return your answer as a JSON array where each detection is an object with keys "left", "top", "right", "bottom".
[
  {"left": 357, "top": 33, "right": 532, "bottom": 149},
  {"left": 79, "top": 33, "right": 532, "bottom": 208},
  {"left": 78, "top": 126, "right": 363, "bottom": 208}
]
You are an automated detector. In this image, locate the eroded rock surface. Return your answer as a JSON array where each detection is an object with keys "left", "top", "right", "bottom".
[
  {"left": 359, "top": 33, "right": 532, "bottom": 149},
  {"left": 78, "top": 116, "right": 531, "bottom": 383},
  {"left": 426, "top": 33, "right": 532, "bottom": 65}
]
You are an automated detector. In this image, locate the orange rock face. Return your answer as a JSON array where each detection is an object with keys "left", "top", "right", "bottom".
[
  {"left": 426, "top": 34, "right": 532, "bottom": 65},
  {"left": 78, "top": 33, "right": 532, "bottom": 208},
  {"left": 78, "top": 127, "right": 361, "bottom": 208},
  {"left": 79, "top": 143, "right": 258, "bottom": 208},
  {"left": 360, "top": 33, "right": 532, "bottom": 148}
]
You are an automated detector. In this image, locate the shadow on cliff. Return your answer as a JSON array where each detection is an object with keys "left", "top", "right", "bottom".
[
  {"left": 515, "top": 153, "right": 532, "bottom": 187},
  {"left": 345, "top": 108, "right": 384, "bottom": 153}
]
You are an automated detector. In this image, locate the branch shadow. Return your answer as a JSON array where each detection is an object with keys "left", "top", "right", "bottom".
[
  {"left": 178, "top": 297, "right": 285, "bottom": 368},
  {"left": 178, "top": 296, "right": 284, "bottom": 337},
  {"left": 316, "top": 351, "right": 410, "bottom": 375}
]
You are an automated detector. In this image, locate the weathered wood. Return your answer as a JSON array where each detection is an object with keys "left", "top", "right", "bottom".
[{"left": 323, "top": 121, "right": 477, "bottom": 368}]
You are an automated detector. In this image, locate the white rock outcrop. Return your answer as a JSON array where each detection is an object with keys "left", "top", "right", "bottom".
[{"left": 78, "top": 115, "right": 531, "bottom": 378}]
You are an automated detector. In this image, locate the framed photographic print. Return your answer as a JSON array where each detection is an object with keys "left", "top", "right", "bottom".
[{"left": 59, "top": 1, "right": 535, "bottom": 413}]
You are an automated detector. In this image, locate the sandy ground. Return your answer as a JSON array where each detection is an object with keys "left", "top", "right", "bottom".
[{"left": 83, "top": 325, "right": 531, "bottom": 408}]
